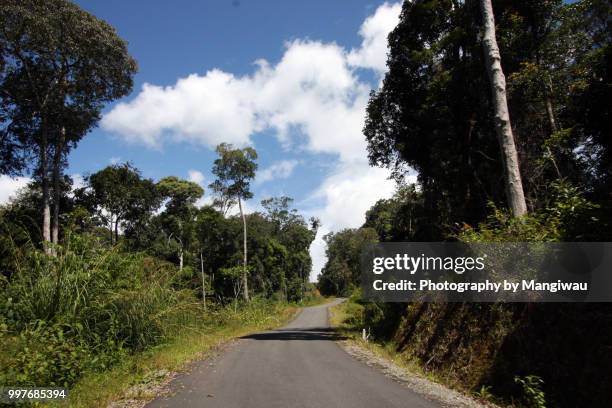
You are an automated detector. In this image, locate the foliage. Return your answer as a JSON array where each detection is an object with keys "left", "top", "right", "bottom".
[
  {"left": 363, "top": 183, "right": 431, "bottom": 240},
  {"left": 208, "top": 143, "right": 258, "bottom": 214},
  {"left": 459, "top": 181, "right": 599, "bottom": 242},
  {"left": 514, "top": 375, "right": 546, "bottom": 408},
  {"left": 81, "top": 163, "right": 160, "bottom": 244},
  {"left": 317, "top": 227, "right": 378, "bottom": 296},
  {"left": 0, "top": 234, "right": 203, "bottom": 388},
  {"left": 0, "top": 0, "right": 137, "bottom": 245},
  {"left": 364, "top": 0, "right": 611, "bottom": 229}
]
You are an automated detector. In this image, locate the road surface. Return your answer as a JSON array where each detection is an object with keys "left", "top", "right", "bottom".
[{"left": 146, "top": 299, "right": 439, "bottom": 408}]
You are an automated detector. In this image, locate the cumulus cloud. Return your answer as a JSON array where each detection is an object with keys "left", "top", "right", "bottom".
[
  {"left": 256, "top": 160, "right": 299, "bottom": 184},
  {"left": 101, "top": 2, "right": 403, "bottom": 280},
  {"left": 347, "top": 2, "right": 402, "bottom": 74},
  {"left": 71, "top": 174, "right": 86, "bottom": 190},
  {"left": 188, "top": 169, "right": 205, "bottom": 185},
  {"left": 305, "top": 161, "right": 398, "bottom": 279},
  {"left": 0, "top": 175, "right": 31, "bottom": 205},
  {"left": 186, "top": 170, "right": 213, "bottom": 208},
  {"left": 103, "top": 41, "right": 370, "bottom": 161}
]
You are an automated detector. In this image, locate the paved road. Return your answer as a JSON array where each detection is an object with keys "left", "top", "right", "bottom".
[{"left": 146, "top": 299, "right": 439, "bottom": 408}]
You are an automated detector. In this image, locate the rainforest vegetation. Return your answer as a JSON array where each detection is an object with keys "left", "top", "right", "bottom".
[
  {"left": 1, "top": 0, "right": 610, "bottom": 406},
  {"left": 0, "top": 0, "right": 319, "bottom": 400},
  {"left": 319, "top": 0, "right": 611, "bottom": 406}
]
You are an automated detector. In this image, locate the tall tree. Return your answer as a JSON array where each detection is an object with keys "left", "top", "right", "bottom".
[
  {"left": 318, "top": 227, "right": 378, "bottom": 296},
  {"left": 86, "top": 163, "right": 160, "bottom": 244},
  {"left": 209, "top": 143, "right": 257, "bottom": 301},
  {"left": 0, "top": 0, "right": 137, "bottom": 251},
  {"left": 480, "top": 0, "right": 527, "bottom": 216},
  {"left": 157, "top": 176, "right": 204, "bottom": 271}
]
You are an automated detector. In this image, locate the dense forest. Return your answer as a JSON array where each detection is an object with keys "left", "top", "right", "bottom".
[
  {"left": 1, "top": 0, "right": 611, "bottom": 406},
  {"left": 0, "top": 0, "right": 319, "bottom": 398},
  {"left": 319, "top": 0, "right": 611, "bottom": 407}
]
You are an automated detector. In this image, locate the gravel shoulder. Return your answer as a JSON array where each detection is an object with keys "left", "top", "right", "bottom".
[{"left": 336, "top": 339, "right": 500, "bottom": 408}]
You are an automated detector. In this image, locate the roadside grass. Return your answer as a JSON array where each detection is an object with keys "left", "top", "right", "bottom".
[
  {"left": 56, "top": 298, "right": 329, "bottom": 408},
  {"left": 329, "top": 300, "right": 434, "bottom": 378},
  {"left": 329, "top": 300, "right": 502, "bottom": 407}
]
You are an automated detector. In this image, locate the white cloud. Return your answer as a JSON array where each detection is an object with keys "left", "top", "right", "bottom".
[
  {"left": 195, "top": 195, "right": 213, "bottom": 208},
  {"left": 109, "top": 156, "right": 121, "bottom": 165},
  {"left": 256, "top": 160, "right": 299, "bottom": 184},
  {"left": 311, "top": 161, "right": 396, "bottom": 231},
  {"left": 102, "top": 70, "right": 262, "bottom": 149},
  {"left": 347, "top": 2, "right": 402, "bottom": 74},
  {"left": 187, "top": 170, "right": 211, "bottom": 208},
  {"left": 188, "top": 169, "right": 205, "bottom": 185},
  {"left": 0, "top": 175, "right": 30, "bottom": 205},
  {"left": 101, "top": 2, "right": 404, "bottom": 281},
  {"left": 71, "top": 173, "right": 86, "bottom": 190},
  {"left": 306, "top": 161, "right": 397, "bottom": 280},
  {"left": 102, "top": 40, "right": 370, "bottom": 161}
]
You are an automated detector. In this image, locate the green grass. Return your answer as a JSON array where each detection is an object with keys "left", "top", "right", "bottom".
[
  {"left": 61, "top": 295, "right": 333, "bottom": 407},
  {"left": 58, "top": 301, "right": 299, "bottom": 408}
]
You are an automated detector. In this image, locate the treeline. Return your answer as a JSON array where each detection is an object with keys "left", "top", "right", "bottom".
[
  {"left": 0, "top": 0, "right": 318, "bottom": 392},
  {"left": 0, "top": 156, "right": 318, "bottom": 389},
  {"left": 1, "top": 160, "right": 318, "bottom": 303},
  {"left": 319, "top": 0, "right": 611, "bottom": 406}
]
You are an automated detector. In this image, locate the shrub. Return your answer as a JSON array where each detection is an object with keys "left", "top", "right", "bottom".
[
  {"left": 0, "top": 234, "right": 203, "bottom": 388},
  {"left": 515, "top": 375, "right": 546, "bottom": 408},
  {"left": 459, "top": 181, "right": 597, "bottom": 242}
]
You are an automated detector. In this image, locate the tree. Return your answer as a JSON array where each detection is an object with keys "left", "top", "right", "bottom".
[
  {"left": 260, "top": 196, "right": 318, "bottom": 300},
  {"left": 0, "top": 0, "right": 137, "bottom": 251},
  {"left": 318, "top": 227, "right": 378, "bottom": 296},
  {"left": 364, "top": 0, "right": 507, "bottom": 229},
  {"left": 209, "top": 143, "right": 257, "bottom": 301},
  {"left": 480, "top": 0, "right": 527, "bottom": 216},
  {"left": 363, "top": 0, "right": 602, "bottom": 230},
  {"left": 193, "top": 205, "right": 234, "bottom": 301},
  {"left": 157, "top": 176, "right": 204, "bottom": 271},
  {"left": 364, "top": 183, "right": 425, "bottom": 241},
  {"left": 86, "top": 163, "right": 160, "bottom": 244}
]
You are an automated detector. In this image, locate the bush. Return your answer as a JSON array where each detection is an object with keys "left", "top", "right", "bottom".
[
  {"left": 459, "top": 181, "right": 598, "bottom": 243},
  {"left": 8, "top": 321, "right": 93, "bottom": 387},
  {"left": 0, "top": 234, "right": 203, "bottom": 388},
  {"left": 515, "top": 375, "right": 546, "bottom": 408}
]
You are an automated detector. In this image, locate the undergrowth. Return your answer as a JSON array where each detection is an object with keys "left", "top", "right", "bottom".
[{"left": 0, "top": 234, "right": 317, "bottom": 406}]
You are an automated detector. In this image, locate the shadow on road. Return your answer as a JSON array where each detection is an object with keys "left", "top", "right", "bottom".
[{"left": 241, "top": 327, "right": 347, "bottom": 341}]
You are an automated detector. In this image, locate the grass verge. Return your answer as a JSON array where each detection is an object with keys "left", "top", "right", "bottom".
[
  {"left": 328, "top": 300, "right": 498, "bottom": 406},
  {"left": 57, "top": 301, "right": 301, "bottom": 408}
]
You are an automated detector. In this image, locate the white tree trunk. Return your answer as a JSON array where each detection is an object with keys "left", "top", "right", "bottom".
[
  {"left": 41, "top": 121, "right": 51, "bottom": 254},
  {"left": 179, "top": 247, "right": 184, "bottom": 271},
  {"left": 543, "top": 77, "right": 562, "bottom": 179},
  {"left": 238, "top": 197, "right": 249, "bottom": 302},
  {"left": 200, "top": 251, "right": 206, "bottom": 310},
  {"left": 480, "top": 0, "right": 527, "bottom": 217}
]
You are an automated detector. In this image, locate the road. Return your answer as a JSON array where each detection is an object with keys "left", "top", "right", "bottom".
[{"left": 146, "top": 299, "right": 439, "bottom": 408}]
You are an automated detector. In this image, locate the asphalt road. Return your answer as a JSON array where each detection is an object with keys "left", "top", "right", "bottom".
[{"left": 146, "top": 299, "right": 439, "bottom": 408}]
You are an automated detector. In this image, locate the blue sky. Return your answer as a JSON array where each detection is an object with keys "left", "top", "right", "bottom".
[{"left": 1, "top": 1, "right": 408, "bottom": 279}]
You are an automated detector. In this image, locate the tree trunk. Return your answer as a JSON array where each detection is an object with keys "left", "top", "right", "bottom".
[
  {"left": 52, "top": 126, "right": 66, "bottom": 246},
  {"left": 109, "top": 213, "right": 114, "bottom": 245},
  {"left": 41, "top": 119, "right": 52, "bottom": 254},
  {"left": 179, "top": 246, "right": 184, "bottom": 271},
  {"left": 544, "top": 77, "right": 562, "bottom": 179},
  {"left": 238, "top": 197, "right": 249, "bottom": 302},
  {"left": 114, "top": 217, "right": 119, "bottom": 244},
  {"left": 200, "top": 251, "right": 206, "bottom": 310},
  {"left": 480, "top": 0, "right": 528, "bottom": 217}
]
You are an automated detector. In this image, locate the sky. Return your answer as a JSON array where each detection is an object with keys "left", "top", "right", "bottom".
[{"left": 0, "top": 0, "right": 412, "bottom": 280}]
